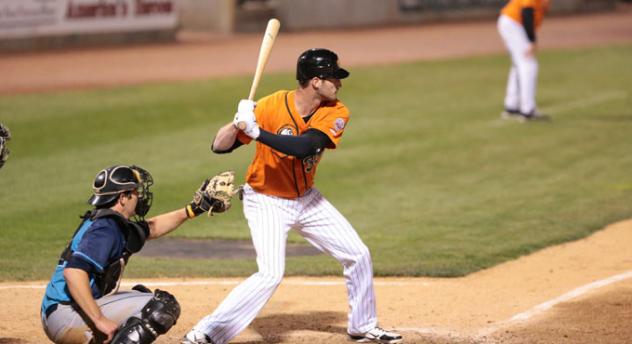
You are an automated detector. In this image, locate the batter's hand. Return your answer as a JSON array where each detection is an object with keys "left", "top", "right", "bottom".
[
  {"left": 233, "top": 99, "right": 260, "bottom": 139},
  {"left": 237, "top": 99, "right": 256, "bottom": 113}
]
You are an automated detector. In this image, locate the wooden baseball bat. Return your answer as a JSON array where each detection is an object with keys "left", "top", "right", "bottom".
[{"left": 237, "top": 18, "right": 281, "bottom": 130}]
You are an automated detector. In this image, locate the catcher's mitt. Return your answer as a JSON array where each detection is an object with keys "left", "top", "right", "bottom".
[
  {"left": 0, "top": 123, "right": 10, "bottom": 170},
  {"left": 186, "top": 171, "right": 237, "bottom": 217}
]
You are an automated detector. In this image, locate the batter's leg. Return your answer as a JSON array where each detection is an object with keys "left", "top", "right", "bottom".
[
  {"left": 297, "top": 189, "right": 377, "bottom": 335},
  {"left": 190, "top": 185, "right": 295, "bottom": 344}
]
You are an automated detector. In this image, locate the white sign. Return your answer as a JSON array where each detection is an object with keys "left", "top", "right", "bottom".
[{"left": 0, "top": 0, "right": 177, "bottom": 39}]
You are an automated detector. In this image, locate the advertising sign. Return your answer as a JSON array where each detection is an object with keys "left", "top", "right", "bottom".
[{"left": 0, "top": 0, "right": 177, "bottom": 39}]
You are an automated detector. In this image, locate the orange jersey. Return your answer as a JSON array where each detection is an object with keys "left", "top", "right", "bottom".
[
  {"left": 237, "top": 90, "right": 350, "bottom": 199},
  {"left": 501, "top": 0, "right": 549, "bottom": 29}
]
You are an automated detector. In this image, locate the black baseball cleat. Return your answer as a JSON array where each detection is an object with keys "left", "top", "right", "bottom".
[
  {"left": 500, "top": 108, "right": 521, "bottom": 120},
  {"left": 519, "top": 111, "right": 551, "bottom": 122},
  {"left": 349, "top": 327, "right": 403, "bottom": 343}
]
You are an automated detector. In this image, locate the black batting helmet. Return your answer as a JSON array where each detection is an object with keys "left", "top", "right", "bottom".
[
  {"left": 296, "top": 48, "right": 350, "bottom": 83},
  {"left": 88, "top": 165, "right": 154, "bottom": 217}
]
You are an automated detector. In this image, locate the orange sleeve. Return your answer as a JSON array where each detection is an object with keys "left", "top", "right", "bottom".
[
  {"left": 236, "top": 131, "right": 252, "bottom": 144},
  {"left": 521, "top": 0, "right": 537, "bottom": 7},
  {"left": 308, "top": 105, "right": 350, "bottom": 149}
]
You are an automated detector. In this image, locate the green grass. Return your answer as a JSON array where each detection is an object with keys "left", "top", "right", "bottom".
[{"left": 1, "top": 45, "right": 631, "bottom": 280}]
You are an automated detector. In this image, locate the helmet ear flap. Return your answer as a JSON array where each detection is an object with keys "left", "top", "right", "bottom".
[{"left": 92, "top": 169, "right": 108, "bottom": 192}]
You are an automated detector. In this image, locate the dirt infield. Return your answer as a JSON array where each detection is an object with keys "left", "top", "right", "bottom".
[
  {"left": 2, "top": 219, "right": 632, "bottom": 343},
  {"left": 1, "top": 6, "right": 632, "bottom": 344}
]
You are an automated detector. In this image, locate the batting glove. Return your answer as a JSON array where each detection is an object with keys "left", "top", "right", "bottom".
[
  {"left": 234, "top": 109, "right": 260, "bottom": 139},
  {"left": 237, "top": 99, "right": 256, "bottom": 113}
]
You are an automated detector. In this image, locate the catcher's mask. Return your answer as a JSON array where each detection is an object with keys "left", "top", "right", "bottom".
[
  {"left": 296, "top": 48, "right": 349, "bottom": 84},
  {"left": 88, "top": 165, "right": 154, "bottom": 218}
]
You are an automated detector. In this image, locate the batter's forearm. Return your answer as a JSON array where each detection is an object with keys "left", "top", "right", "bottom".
[
  {"left": 256, "top": 128, "right": 331, "bottom": 159},
  {"left": 212, "top": 122, "right": 240, "bottom": 153}
]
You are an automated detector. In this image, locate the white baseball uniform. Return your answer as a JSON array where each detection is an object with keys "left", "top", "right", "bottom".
[
  {"left": 191, "top": 90, "right": 378, "bottom": 343},
  {"left": 497, "top": 0, "right": 549, "bottom": 115}
]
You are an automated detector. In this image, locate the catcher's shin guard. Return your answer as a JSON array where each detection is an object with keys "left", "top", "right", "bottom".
[
  {"left": 110, "top": 289, "right": 181, "bottom": 344},
  {"left": 110, "top": 317, "right": 156, "bottom": 344}
]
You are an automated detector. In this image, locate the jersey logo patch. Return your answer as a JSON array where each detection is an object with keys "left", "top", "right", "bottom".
[
  {"left": 303, "top": 152, "right": 323, "bottom": 173},
  {"left": 277, "top": 125, "right": 296, "bottom": 136},
  {"left": 334, "top": 118, "right": 346, "bottom": 132}
]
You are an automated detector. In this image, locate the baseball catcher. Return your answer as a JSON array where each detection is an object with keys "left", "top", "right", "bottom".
[
  {"left": 0, "top": 123, "right": 10, "bottom": 170},
  {"left": 41, "top": 165, "right": 236, "bottom": 344}
]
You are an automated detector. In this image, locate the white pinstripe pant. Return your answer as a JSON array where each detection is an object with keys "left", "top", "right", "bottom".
[{"left": 192, "top": 184, "right": 377, "bottom": 343}]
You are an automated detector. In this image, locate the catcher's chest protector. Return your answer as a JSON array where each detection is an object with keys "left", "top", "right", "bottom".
[{"left": 59, "top": 209, "right": 148, "bottom": 295}]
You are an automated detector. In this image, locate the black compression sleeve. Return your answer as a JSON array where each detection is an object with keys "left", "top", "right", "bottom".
[
  {"left": 522, "top": 7, "right": 536, "bottom": 43},
  {"left": 211, "top": 137, "right": 244, "bottom": 154},
  {"left": 257, "top": 129, "right": 331, "bottom": 159}
]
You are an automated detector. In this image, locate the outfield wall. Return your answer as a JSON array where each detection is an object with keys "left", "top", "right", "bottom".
[
  {"left": 0, "top": 0, "right": 180, "bottom": 51},
  {"left": 189, "top": 0, "right": 617, "bottom": 32},
  {"left": 270, "top": 0, "right": 617, "bottom": 31},
  {"left": 0, "top": 0, "right": 617, "bottom": 51}
]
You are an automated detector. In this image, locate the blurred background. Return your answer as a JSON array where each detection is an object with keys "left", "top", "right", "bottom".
[
  {"left": 0, "top": 0, "right": 631, "bottom": 281},
  {"left": 0, "top": 0, "right": 621, "bottom": 51}
]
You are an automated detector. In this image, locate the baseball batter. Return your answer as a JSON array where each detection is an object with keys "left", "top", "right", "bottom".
[
  {"left": 183, "top": 49, "right": 402, "bottom": 344},
  {"left": 498, "top": 0, "right": 550, "bottom": 121}
]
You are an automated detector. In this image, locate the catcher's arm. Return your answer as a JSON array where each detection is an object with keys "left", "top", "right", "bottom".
[
  {"left": 186, "top": 171, "right": 237, "bottom": 217},
  {"left": 145, "top": 208, "right": 189, "bottom": 240},
  {"left": 64, "top": 268, "right": 118, "bottom": 340}
]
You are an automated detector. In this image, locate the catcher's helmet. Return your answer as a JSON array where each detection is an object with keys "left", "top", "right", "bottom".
[
  {"left": 296, "top": 48, "right": 349, "bottom": 83},
  {"left": 88, "top": 165, "right": 154, "bottom": 217}
]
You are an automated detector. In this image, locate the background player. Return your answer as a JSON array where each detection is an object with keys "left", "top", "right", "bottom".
[
  {"left": 0, "top": 123, "right": 10, "bottom": 170},
  {"left": 498, "top": 0, "right": 550, "bottom": 121},
  {"left": 183, "top": 48, "right": 402, "bottom": 344},
  {"left": 41, "top": 165, "right": 235, "bottom": 344}
]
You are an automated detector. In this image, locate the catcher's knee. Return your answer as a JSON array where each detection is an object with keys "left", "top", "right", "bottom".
[{"left": 110, "top": 289, "right": 181, "bottom": 344}]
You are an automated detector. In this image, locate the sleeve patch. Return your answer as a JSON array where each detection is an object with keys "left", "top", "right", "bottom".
[{"left": 334, "top": 118, "right": 346, "bottom": 132}]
